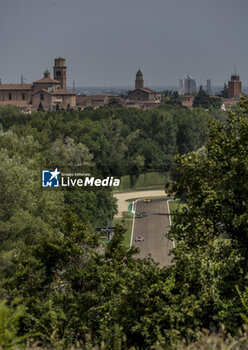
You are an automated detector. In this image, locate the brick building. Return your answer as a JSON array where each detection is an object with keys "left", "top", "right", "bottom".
[
  {"left": 128, "top": 69, "right": 158, "bottom": 101},
  {"left": 135, "top": 69, "right": 144, "bottom": 89},
  {"left": 181, "top": 95, "right": 194, "bottom": 108},
  {"left": 0, "top": 57, "right": 76, "bottom": 111},
  {"left": 228, "top": 74, "right": 242, "bottom": 99},
  {"left": 0, "top": 84, "right": 33, "bottom": 108},
  {"left": 76, "top": 94, "right": 124, "bottom": 108}
]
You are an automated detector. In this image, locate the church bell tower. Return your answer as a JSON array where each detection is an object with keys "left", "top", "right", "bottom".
[
  {"left": 135, "top": 69, "right": 144, "bottom": 89},
  {"left": 53, "top": 57, "right": 67, "bottom": 90}
]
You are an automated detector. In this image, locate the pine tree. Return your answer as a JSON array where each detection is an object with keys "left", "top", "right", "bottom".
[{"left": 37, "top": 101, "right": 44, "bottom": 111}]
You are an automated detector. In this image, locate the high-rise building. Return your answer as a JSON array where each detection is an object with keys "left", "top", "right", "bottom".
[
  {"left": 206, "top": 79, "right": 212, "bottom": 95},
  {"left": 228, "top": 74, "right": 242, "bottom": 98},
  {"left": 179, "top": 75, "right": 196, "bottom": 95}
]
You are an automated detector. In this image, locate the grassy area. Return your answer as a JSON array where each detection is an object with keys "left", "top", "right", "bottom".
[
  {"left": 115, "top": 185, "right": 165, "bottom": 193},
  {"left": 114, "top": 171, "right": 170, "bottom": 192},
  {"left": 168, "top": 200, "right": 187, "bottom": 224},
  {"left": 114, "top": 211, "right": 133, "bottom": 248}
]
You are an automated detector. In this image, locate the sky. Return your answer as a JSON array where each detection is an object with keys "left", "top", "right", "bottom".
[{"left": 0, "top": 0, "right": 248, "bottom": 87}]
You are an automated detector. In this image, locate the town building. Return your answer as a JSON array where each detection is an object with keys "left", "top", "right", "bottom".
[
  {"left": 222, "top": 98, "right": 241, "bottom": 110},
  {"left": 179, "top": 75, "right": 197, "bottom": 95},
  {"left": 181, "top": 95, "right": 194, "bottom": 108},
  {"left": 0, "top": 57, "right": 76, "bottom": 111},
  {"left": 228, "top": 73, "right": 242, "bottom": 98},
  {"left": 76, "top": 94, "right": 124, "bottom": 108},
  {"left": 128, "top": 69, "right": 158, "bottom": 101}
]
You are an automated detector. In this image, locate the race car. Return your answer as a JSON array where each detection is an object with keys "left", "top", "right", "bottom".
[
  {"left": 135, "top": 236, "right": 144, "bottom": 242},
  {"left": 143, "top": 199, "right": 151, "bottom": 203},
  {"left": 135, "top": 213, "right": 143, "bottom": 218}
]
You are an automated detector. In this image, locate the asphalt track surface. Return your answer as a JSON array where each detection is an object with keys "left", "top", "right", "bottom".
[
  {"left": 114, "top": 190, "right": 167, "bottom": 218},
  {"left": 131, "top": 197, "right": 173, "bottom": 267}
]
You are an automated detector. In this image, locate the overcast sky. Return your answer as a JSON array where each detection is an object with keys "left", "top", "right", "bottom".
[{"left": 0, "top": 0, "right": 247, "bottom": 87}]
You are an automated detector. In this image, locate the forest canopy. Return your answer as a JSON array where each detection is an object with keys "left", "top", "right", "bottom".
[{"left": 1, "top": 102, "right": 248, "bottom": 349}]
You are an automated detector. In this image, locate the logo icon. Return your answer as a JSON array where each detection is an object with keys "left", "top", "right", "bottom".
[{"left": 42, "top": 168, "right": 60, "bottom": 188}]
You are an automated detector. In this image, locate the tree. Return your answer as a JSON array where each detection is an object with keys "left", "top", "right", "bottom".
[
  {"left": 48, "top": 136, "right": 94, "bottom": 167},
  {"left": 167, "top": 98, "right": 248, "bottom": 334},
  {"left": 37, "top": 101, "right": 44, "bottom": 112},
  {"left": 0, "top": 129, "right": 64, "bottom": 271},
  {"left": 193, "top": 86, "right": 221, "bottom": 109},
  {"left": 160, "top": 91, "right": 182, "bottom": 106},
  {"left": 193, "top": 86, "right": 211, "bottom": 108},
  {"left": 237, "top": 282, "right": 248, "bottom": 325},
  {"left": 128, "top": 154, "right": 145, "bottom": 175},
  {"left": 0, "top": 300, "right": 31, "bottom": 349},
  {"left": 218, "top": 83, "right": 228, "bottom": 98},
  {"left": 2, "top": 211, "right": 99, "bottom": 344}
]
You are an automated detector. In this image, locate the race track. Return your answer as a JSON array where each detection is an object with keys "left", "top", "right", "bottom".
[
  {"left": 131, "top": 197, "right": 173, "bottom": 267},
  {"left": 114, "top": 190, "right": 167, "bottom": 218}
]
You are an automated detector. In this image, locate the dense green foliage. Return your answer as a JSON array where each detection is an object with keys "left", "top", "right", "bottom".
[
  {"left": 218, "top": 83, "right": 229, "bottom": 98},
  {"left": 0, "top": 104, "right": 223, "bottom": 176},
  {"left": 0, "top": 300, "right": 32, "bottom": 349},
  {"left": 117, "top": 171, "right": 170, "bottom": 191},
  {"left": 167, "top": 98, "right": 248, "bottom": 337},
  {"left": 160, "top": 90, "right": 183, "bottom": 106},
  {"left": 193, "top": 86, "right": 222, "bottom": 109},
  {"left": 1, "top": 102, "right": 248, "bottom": 349}
]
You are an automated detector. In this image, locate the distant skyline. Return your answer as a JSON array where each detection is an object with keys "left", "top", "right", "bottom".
[{"left": 1, "top": 0, "right": 248, "bottom": 87}]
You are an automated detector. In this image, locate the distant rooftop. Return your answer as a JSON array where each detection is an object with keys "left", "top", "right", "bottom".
[{"left": 0, "top": 84, "right": 33, "bottom": 90}]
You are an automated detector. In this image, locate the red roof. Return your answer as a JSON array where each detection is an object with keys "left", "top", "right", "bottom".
[
  {"left": 52, "top": 89, "right": 75, "bottom": 96},
  {"left": 32, "top": 88, "right": 75, "bottom": 96},
  {"left": 33, "top": 77, "right": 60, "bottom": 84},
  {"left": 129, "top": 87, "right": 158, "bottom": 94},
  {"left": 138, "top": 87, "right": 157, "bottom": 94},
  {"left": 0, "top": 84, "right": 32, "bottom": 90}
]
